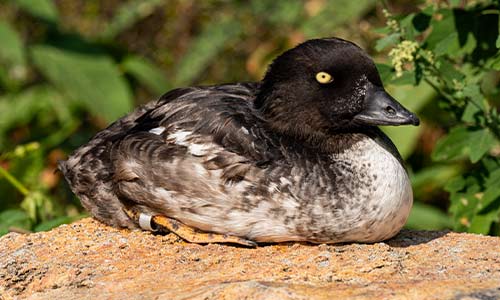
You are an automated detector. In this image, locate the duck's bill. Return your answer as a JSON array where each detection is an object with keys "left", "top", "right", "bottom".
[{"left": 354, "top": 83, "right": 420, "bottom": 126}]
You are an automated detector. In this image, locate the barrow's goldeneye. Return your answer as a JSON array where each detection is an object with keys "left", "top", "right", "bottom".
[{"left": 60, "top": 38, "right": 419, "bottom": 245}]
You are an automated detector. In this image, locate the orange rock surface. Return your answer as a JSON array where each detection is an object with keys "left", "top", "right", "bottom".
[{"left": 1, "top": 218, "right": 499, "bottom": 299}]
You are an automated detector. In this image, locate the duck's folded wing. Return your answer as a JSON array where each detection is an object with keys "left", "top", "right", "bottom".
[{"left": 110, "top": 84, "right": 281, "bottom": 216}]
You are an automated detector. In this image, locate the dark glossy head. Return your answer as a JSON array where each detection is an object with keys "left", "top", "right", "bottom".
[{"left": 255, "top": 38, "right": 419, "bottom": 137}]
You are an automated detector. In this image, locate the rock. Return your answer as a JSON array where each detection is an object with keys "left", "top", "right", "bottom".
[{"left": 0, "top": 218, "right": 499, "bottom": 300}]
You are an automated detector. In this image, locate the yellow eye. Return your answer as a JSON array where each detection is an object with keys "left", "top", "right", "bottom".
[{"left": 315, "top": 71, "right": 333, "bottom": 84}]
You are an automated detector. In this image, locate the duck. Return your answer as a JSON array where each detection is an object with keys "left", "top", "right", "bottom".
[{"left": 59, "top": 37, "right": 419, "bottom": 246}]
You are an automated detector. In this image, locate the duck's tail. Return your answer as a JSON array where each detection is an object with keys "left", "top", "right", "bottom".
[{"left": 59, "top": 101, "right": 159, "bottom": 228}]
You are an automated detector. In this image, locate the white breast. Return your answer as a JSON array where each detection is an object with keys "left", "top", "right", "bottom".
[{"left": 335, "top": 137, "right": 413, "bottom": 242}]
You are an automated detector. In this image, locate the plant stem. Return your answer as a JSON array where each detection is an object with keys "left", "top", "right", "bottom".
[{"left": 0, "top": 165, "right": 30, "bottom": 196}]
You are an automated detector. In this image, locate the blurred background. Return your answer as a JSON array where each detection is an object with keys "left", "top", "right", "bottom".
[{"left": 0, "top": 0, "right": 498, "bottom": 235}]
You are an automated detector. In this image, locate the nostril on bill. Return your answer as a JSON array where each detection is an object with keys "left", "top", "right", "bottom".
[{"left": 385, "top": 106, "right": 396, "bottom": 115}]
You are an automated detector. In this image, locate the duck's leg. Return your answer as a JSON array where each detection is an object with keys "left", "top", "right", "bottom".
[
  {"left": 123, "top": 208, "right": 257, "bottom": 247},
  {"left": 151, "top": 215, "right": 257, "bottom": 247}
]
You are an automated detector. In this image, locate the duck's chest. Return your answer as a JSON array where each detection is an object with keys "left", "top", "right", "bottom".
[{"left": 277, "top": 135, "right": 413, "bottom": 242}]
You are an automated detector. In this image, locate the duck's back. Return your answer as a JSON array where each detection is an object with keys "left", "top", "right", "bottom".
[{"left": 60, "top": 83, "right": 279, "bottom": 229}]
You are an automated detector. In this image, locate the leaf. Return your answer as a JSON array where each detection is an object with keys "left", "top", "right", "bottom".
[
  {"left": 478, "top": 169, "right": 500, "bottom": 212},
  {"left": 405, "top": 202, "right": 453, "bottom": 230},
  {"left": 496, "top": 35, "right": 500, "bottom": 48},
  {"left": 432, "top": 126, "right": 496, "bottom": 163},
  {"left": 468, "top": 128, "right": 495, "bottom": 163},
  {"left": 375, "top": 63, "right": 393, "bottom": 83},
  {"left": 436, "top": 58, "right": 464, "bottom": 85},
  {"left": 479, "top": 185, "right": 500, "bottom": 212},
  {"left": 100, "top": 0, "right": 166, "bottom": 39},
  {"left": 485, "top": 53, "right": 500, "bottom": 70},
  {"left": 389, "top": 71, "right": 418, "bottom": 86},
  {"left": 30, "top": 45, "right": 133, "bottom": 123},
  {"left": 0, "top": 21, "right": 26, "bottom": 68},
  {"left": 375, "top": 33, "right": 400, "bottom": 52},
  {"left": 460, "top": 85, "right": 485, "bottom": 123},
  {"left": 12, "top": 0, "right": 59, "bottom": 23},
  {"left": 0, "top": 209, "right": 31, "bottom": 236},
  {"left": 426, "top": 10, "right": 456, "bottom": 50},
  {"left": 175, "top": 17, "right": 242, "bottom": 85},
  {"left": 444, "top": 176, "right": 466, "bottom": 193},
  {"left": 412, "top": 12, "right": 431, "bottom": 32},
  {"left": 399, "top": 13, "right": 417, "bottom": 40},
  {"left": 122, "top": 55, "right": 170, "bottom": 95},
  {"left": 469, "top": 213, "right": 496, "bottom": 234},
  {"left": 425, "top": 9, "right": 477, "bottom": 58},
  {"left": 434, "top": 32, "right": 459, "bottom": 56}
]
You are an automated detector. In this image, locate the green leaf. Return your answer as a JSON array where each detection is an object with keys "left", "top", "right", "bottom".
[
  {"left": 437, "top": 58, "right": 464, "bottom": 85},
  {"left": 101, "top": 0, "right": 166, "bottom": 39},
  {"left": 122, "top": 55, "right": 170, "bottom": 95},
  {"left": 486, "top": 53, "right": 500, "bottom": 70},
  {"left": 399, "top": 13, "right": 417, "bottom": 40},
  {"left": 444, "top": 176, "right": 466, "bottom": 193},
  {"left": 468, "top": 128, "right": 495, "bottom": 163},
  {"left": 432, "top": 126, "right": 496, "bottom": 163},
  {"left": 405, "top": 202, "right": 453, "bottom": 230},
  {"left": 460, "top": 84, "right": 485, "bottom": 123},
  {"left": 434, "top": 32, "right": 459, "bottom": 56},
  {"left": 412, "top": 12, "right": 431, "bottom": 32},
  {"left": 375, "top": 33, "right": 400, "bottom": 52},
  {"left": 469, "top": 213, "right": 496, "bottom": 234},
  {"left": 30, "top": 45, "right": 133, "bottom": 123},
  {"left": 426, "top": 10, "right": 455, "bottom": 50},
  {"left": 175, "top": 17, "right": 242, "bottom": 85},
  {"left": 479, "top": 185, "right": 500, "bottom": 212},
  {"left": 0, "top": 209, "right": 31, "bottom": 236},
  {"left": 12, "top": 0, "right": 59, "bottom": 23},
  {"left": 375, "top": 63, "right": 393, "bottom": 83},
  {"left": 478, "top": 169, "right": 500, "bottom": 212},
  {"left": 0, "top": 21, "right": 26, "bottom": 68},
  {"left": 426, "top": 9, "right": 476, "bottom": 57},
  {"left": 496, "top": 35, "right": 500, "bottom": 48}
]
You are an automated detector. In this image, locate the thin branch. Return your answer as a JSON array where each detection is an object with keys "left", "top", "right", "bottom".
[{"left": 0, "top": 165, "right": 30, "bottom": 196}]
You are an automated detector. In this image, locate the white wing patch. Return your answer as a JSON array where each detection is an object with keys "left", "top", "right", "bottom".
[
  {"left": 188, "top": 143, "right": 212, "bottom": 156},
  {"left": 149, "top": 126, "right": 166, "bottom": 135},
  {"left": 168, "top": 130, "right": 192, "bottom": 145},
  {"left": 241, "top": 127, "right": 249, "bottom": 135},
  {"left": 168, "top": 130, "right": 215, "bottom": 157}
]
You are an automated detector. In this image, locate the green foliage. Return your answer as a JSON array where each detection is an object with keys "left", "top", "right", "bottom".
[
  {"left": 0, "top": 0, "right": 170, "bottom": 234},
  {"left": 378, "top": 1, "right": 500, "bottom": 235},
  {"left": 31, "top": 45, "right": 133, "bottom": 122}
]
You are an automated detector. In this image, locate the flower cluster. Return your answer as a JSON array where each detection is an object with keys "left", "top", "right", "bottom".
[
  {"left": 382, "top": 9, "right": 400, "bottom": 31},
  {"left": 388, "top": 40, "right": 419, "bottom": 77}
]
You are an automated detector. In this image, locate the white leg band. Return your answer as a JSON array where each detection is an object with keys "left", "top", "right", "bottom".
[{"left": 139, "top": 213, "right": 157, "bottom": 231}]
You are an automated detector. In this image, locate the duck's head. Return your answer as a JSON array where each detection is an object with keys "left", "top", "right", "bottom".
[{"left": 255, "top": 38, "right": 419, "bottom": 137}]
